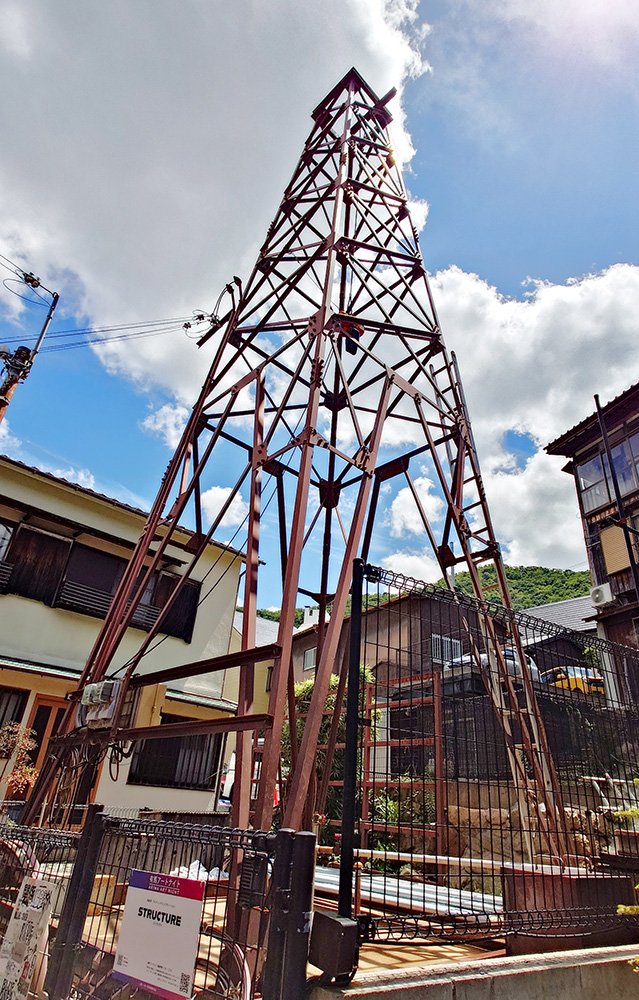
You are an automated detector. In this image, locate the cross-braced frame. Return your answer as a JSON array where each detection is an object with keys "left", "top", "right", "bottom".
[{"left": 24, "top": 69, "right": 564, "bottom": 846}]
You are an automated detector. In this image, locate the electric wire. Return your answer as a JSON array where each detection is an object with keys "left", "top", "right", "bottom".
[
  {"left": 0, "top": 314, "right": 214, "bottom": 354},
  {"left": 2, "top": 281, "right": 50, "bottom": 306},
  {"left": 43, "top": 326, "right": 183, "bottom": 353},
  {"left": 0, "top": 253, "right": 28, "bottom": 278},
  {"left": 1, "top": 318, "right": 194, "bottom": 345},
  {"left": 1, "top": 317, "right": 193, "bottom": 342},
  {"left": 108, "top": 403, "right": 308, "bottom": 678}
]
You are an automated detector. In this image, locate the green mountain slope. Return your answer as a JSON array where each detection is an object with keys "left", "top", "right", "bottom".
[
  {"left": 250, "top": 566, "right": 591, "bottom": 623},
  {"left": 440, "top": 565, "right": 591, "bottom": 610}
]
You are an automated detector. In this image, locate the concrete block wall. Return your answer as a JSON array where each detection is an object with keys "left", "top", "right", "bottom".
[{"left": 308, "top": 944, "right": 639, "bottom": 1000}]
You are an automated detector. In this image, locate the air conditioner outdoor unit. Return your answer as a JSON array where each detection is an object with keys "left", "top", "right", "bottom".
[{"left": 590, "top": 583, "right": 615, "bottom": 608}]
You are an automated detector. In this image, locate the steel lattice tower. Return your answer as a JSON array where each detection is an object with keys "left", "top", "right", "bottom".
[{"left": 24, "top": 69, "right": 565, "bottom": 851}]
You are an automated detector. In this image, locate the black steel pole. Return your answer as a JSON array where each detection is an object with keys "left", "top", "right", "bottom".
[
  {"left": 31, "top": 290, "right": 59, "bottom": 358},
  {"left": 262, "top": 828, "right": 295, "bottom": 1000},
  {"left": 0, "top": 290, "right": 59, "bottom": 424},
  {"left": 594, "top": 394, "right": 639, "bottom": 601},
  {"left": 338, "top": 557, "right": 364, "bottom": 919},
  {"left": 282, "top": 831, "right": 316, "bottom": 997}
]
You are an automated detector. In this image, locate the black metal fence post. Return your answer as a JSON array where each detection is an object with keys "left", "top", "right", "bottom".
[
  {"left": 45, "top": 804, "right": 107, "bottom": 1000},
  {"left": 338, "top": 557, "right": 363, "bottom": 920},
  {"left": 262, "top": 828, "right": 295, "bottom": 1000},
  {"left": 282, "top": 831, "right": 316, "bottom": 997},
  {"left": 263, "top": 828, "right": 316, "bottom": 1000}
]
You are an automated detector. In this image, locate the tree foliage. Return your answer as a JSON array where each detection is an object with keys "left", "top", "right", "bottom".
[
  {"left": 256, "top": 607, "right": 306, "bottom": 628},
  {"left": 439, "top": 564, "right": 591, "bottom": 610},
  {"left": 281, "top": 668, "right": 375, "bottom": 844},
  {"left": 238, "top": 606, "right": 307, "bottom": 627}
]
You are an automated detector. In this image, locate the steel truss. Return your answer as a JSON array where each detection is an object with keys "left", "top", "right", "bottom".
[{"left": 24, "top": 68, "right": 565, "bottom": 848}]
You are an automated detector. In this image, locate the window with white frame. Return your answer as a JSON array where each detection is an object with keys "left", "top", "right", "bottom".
[
  {"left": 303, "top": 647, "right": 316, "bottom": 671},
  {"left": 431, "top": 633, "right": 462, "bottom": 665}
]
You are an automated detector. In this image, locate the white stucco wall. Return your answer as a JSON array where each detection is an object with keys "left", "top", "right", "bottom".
[
  {"left": 0, "top": 459, "right": 243, "bottom": 702},
  {"left": 0, "top": 458, "right": 245, "bottom": 814}
]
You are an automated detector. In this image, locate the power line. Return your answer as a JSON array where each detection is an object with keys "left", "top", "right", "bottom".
[
  {"left": 0, "top": 314, "right": 213, "bottom": 354},
  {"left": 0, "top": 253, "right": 27, "bottom": 279}
]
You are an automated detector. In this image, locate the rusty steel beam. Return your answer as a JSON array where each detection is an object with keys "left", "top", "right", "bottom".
[
  {"left": 233, "top": 374, "right": 265, "bottom": 829},
  {"left": 48, "top": 713, "right": 273, "bottom": 750},
  {"left": 128, "top": 642, "right": 282, "bottom": 689}
]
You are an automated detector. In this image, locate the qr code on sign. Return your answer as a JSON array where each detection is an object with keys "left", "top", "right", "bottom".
[
  {"left": 0, "top": 979, "right": 15, "bottom": 1000},
  {"left": 179, "top": 973, "right": 190, "bottom": 994}
]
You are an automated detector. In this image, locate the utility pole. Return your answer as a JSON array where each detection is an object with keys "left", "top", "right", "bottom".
[{"left": 0, "top": 272, "right": 59, "bottom": 424}]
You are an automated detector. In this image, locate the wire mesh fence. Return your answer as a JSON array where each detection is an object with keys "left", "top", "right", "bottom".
[
  {"left": 0, "top": 811, "right": 313, "bottom": 1000},
  {"left": 0, "top": 820, "right": 80, "bottom": 995},
  {"left": 315, "top": 563, "right": 639, "bottom": 945},
  {"left": 68, "top": 817, "right": 276, "bottom": 1000}
]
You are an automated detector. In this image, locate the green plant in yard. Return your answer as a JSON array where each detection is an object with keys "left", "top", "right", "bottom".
[{"left": 281, "top": 665, "right": 376, "bottom": 844}]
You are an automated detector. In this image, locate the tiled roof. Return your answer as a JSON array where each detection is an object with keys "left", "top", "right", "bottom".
[
  {"left": 1, "top": 453, "right": 151, "bottom": 517},
  {"left": 233, "top": 610, "right": 281, "bottom": 645},
  {"left": 524, "top": 594, "right": 595, "bottom": 632},
  {"left": 0, "top": 655, "right": 81, "bottom": 680},
  {"left": 546, "top": 382, "right": 639, "bottom": 456},
  {"left": 0, "top": 453, "right": 244, "bottom": 558}
]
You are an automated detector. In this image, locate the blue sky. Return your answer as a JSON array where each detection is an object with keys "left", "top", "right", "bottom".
[{"left": 1, "top": 0, "right": 638, "bottom": 600}]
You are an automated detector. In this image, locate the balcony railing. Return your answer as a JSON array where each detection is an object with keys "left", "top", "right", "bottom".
[
  {"left": 0, "top": 561, "right": 13, "bottom": 592},
  {"left": 55, "top": 579, "right": 161, "bottom": 630}
]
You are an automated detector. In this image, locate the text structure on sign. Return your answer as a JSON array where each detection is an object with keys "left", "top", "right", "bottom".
[{"left": 113, "top": 870, "right": 204, "bottom": 1000}]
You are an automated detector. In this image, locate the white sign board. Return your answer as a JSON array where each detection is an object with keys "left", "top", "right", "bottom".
[
  {"left": 0, "top": 877, "right": 54, "bottom": 1000},
  {"left": 113, "top": 870, "right": 204, "bottom": 1000}
]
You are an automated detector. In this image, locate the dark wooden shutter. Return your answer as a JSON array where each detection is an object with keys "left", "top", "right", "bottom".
[
  {"left": 65, "top": 544, "right": 125, "bottom": 593},
  {"left": 7, "top": 527, "right": 70, "bottom": 605},
  {"left": 154, "top": 574, "right": 200, "bottom": 642},
  {"left": 55, "top": 544, "right": 126, "bottom": 618}
]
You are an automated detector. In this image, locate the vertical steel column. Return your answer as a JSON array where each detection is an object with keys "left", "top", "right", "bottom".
[
  {"left": 338, "top": 558, "right": 364, "bottom": 919},
  {"left": 262, "top": 828, "right": 295, "bottom": 1000},
  {"left": 262, "top": 828, "right": 315, "bottom": 1000},
  {"left": 45, "top": 804, "right": 107, "bottom": 1000},
  {"left": 234, "top": 373, "right": 264, "bottom": 829},
  {"left": 282, "top": 831, "right": 316, "bottom": 996}
]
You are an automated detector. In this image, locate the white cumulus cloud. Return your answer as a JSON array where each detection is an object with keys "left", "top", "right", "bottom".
[
  {"left": 0, "top": 1, "right": 430, "bottom": 407},
  {"left": 141, "top": 403, "right": 190, "bottom": 450},
  {"left": 381, "top": 547, "right": 442, "bottom": 583},
  {"left": 388, "top": 473, "right": 445, "bottom": 536},
  {"left": 201, "top": 486, "right": 249, "bottom": 530},
  {"left": 50, "top": 466, "right": 96, "bottom": 491},
  {"left": 426, "top": 263, "right": 639, "bottom": 571},
  {"left": 381, "top": 263, "right": 639, "bottom": 578},
  {"left": 0, "top": 418, "right": 21, "bottom": 455}
]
